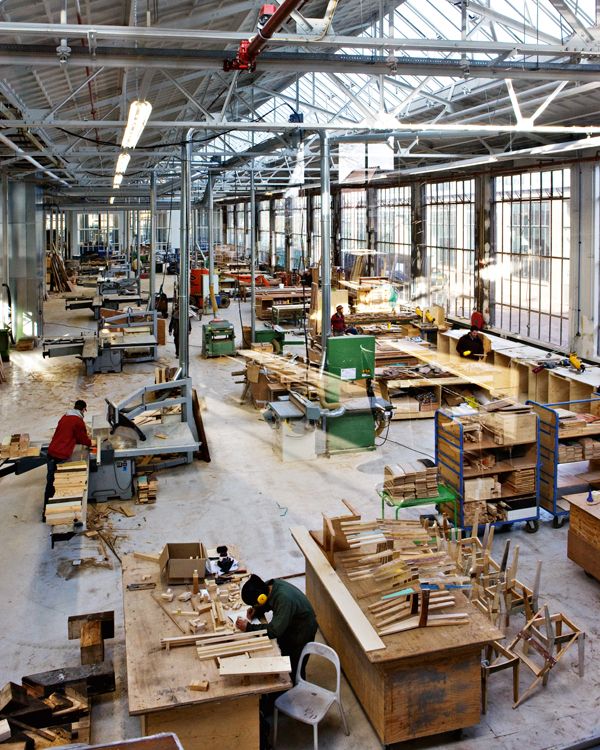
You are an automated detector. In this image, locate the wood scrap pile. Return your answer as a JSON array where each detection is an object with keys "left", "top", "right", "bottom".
[
  {"left": 48, "top": 252, "right": 72, "bottom": 293},
  {"left": 0, "top": 434, "right": 39, "bottom": 460},
  {"left": 135, "top": 473, "right": 157, "bottom": 504},
  {"left": 334, "top": 517, "right": 472, "bottom": 636},
  {"left": 383, "top": 461, "right": 438, "bottom": 500},
  {"left": 0, "top": 611, "right": 115, "bottom": 750},
  {"left": 45, "top": 461, "right": 87, "bottom": 527},
  {"left": 0, "top": 681, "right": 91, "bottom": 750}
]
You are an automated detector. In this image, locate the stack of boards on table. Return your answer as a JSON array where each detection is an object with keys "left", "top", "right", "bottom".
[
  {"left": 0, "top": 434, "right": 40, "bottom": 460},
  {"left": 384, "top": 461, "right": 439, "bottom": 500},
  {"left": 45, "top": 461, "right": 87, "bottom": 526}
]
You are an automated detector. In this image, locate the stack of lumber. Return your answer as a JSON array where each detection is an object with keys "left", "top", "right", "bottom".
[
  {"left": 580, "top": 437, "right": 600, "bottom": 460},
  {"left": 0, "top": 434, "right": 40, "bottom": 460},
  {"left": 45, "top": 461, "right": 87, "bottom": 526},
  {"left": 464, "top": 476, "right": 501, "bottom": 501},
  {"left": 49, "top": 251, "right": 72, "bottom": 293},
  {"left": 504, "top": 468, "right": 536, "bottom": 495},
  {"left": 135, "top": 474, "right": 157, "bottom": 504},
  {"left": 196, "top": 630, "right": 272, "bottom": 660},
  {"left": 558, "top": 441, "right": 584, "bottom": 462},
  {"left": 383, "top": 461, "right": 439, "bottom": 500},
  {"left": 482, "top": 411, "right": 537, "bottom": 445},
  {"left": 462, "top": 499, "right": 507, "bottom": 526}
]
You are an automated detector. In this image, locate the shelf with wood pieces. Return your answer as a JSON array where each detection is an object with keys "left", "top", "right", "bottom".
[
  {"left": 528, "top": 396, "right": 600, "bottom": 528},
  {"left": 434, "top": 405, "right": 540, "bottom": 533}
]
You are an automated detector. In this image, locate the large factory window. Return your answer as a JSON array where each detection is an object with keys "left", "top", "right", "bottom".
[
  {"left": 340, "top": 189, "right": 367, "bottom": 272},
  {"left": 492, "top": 169, "right": 570, "bottom": 347},
  {"left": 424, "top": 179, "right": 475, "bottom": 319},
  {"left": 376, "top": 186, "right": 412, "bottom": 302}
]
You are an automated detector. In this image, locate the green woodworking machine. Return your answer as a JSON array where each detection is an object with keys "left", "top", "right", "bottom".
[{"left": 202, "top": 319, "right": 236, "bottom": 358}]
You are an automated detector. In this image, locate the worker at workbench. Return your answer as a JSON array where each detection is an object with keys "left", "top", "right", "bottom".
[
  {"left": 456, "top": 326, "right": 485, "bottom": 360},
  {"left": 331, "top": 304, "right": 358, "bottom": 336},
  {"left": 236, "top": 574, "right": 318, "bottom": 681},
  {"left": 44, "top": 399, "right": 91, "bottom": 504}
]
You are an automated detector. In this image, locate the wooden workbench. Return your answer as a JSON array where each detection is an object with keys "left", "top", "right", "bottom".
[
  {"left": 565, "top": 492, "right": 600, "bottom": 580},
  {"left": 122, "top": 554, "right": 291, "bottom": 750},
  {"left": 292, "top": 528, "right": 502, "bottom": 746}
]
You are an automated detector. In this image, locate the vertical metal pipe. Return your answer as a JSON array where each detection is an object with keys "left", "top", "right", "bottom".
[
  {"left": 320, "top": 130, "right": 331, "bottom": 352},
  {"left": 0, "top": 172, "right": 8, "bottom": 330},
  {"left": 149, "top": 170, "right": 157, "bottom": 309},
  {"left": 250, "top": 166, "right": 256, "bottom": 344},
  {"left": 179, "top": 135, "right": 192, "bottom": 377},
  {"left": 207, "top": 172, "right": 216, "bottom": 317}
]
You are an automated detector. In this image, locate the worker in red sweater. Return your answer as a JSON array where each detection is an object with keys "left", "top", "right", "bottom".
[{"left": 44, "top": 399, "right": 91, "bottom": 504}]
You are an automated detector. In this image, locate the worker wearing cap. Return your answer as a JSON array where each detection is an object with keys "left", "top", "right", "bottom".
[
  {"left": 456, "top": 326, "right": 485, "bottom": 360},
  {"left": 236, "top": 574, "right": 318, "bottom": 681},
  {"left": 45, "top": 400, "right": 92, "bottom": 504}
]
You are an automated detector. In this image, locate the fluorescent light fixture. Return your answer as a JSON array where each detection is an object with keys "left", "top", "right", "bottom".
[
  {"left": 112, "top": 173, "right": 124, "bottom": 189},
  {"left": 109, "top": 196, "right": 115, "bottom": 205},
  {"left": 115, "top": 151, "right": 131, "bottom": 175},
  {"left": 121, "top": 99, "right": 152, "bottom": 150}
]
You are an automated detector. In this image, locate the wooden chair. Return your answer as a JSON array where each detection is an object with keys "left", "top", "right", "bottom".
[
  {"left": 507, "top": 605, "right": 585, "bottom": 707},
  {"left": 481, "top": 641, "right": 520, "bottom": 713}
]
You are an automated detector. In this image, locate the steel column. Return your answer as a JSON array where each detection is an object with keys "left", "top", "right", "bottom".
[
  {"left": 207, "top": 172, "right": 216, "bottom": 316},
  {"left": 149, "top": 171, "right": 157, "bottom": 310},
  {"left": 320, "top": 131, "right": 331, "bottom": 351},
  {"left": 250, "top": 167, "right": 256, "bottom": 344},
  {"left": 178, "top": 136, "right": 192, "bottom": 377}
]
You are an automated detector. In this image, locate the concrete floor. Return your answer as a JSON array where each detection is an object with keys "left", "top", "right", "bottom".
[{"left": 0, "top": 285, "right": 599, "bottom": 750}]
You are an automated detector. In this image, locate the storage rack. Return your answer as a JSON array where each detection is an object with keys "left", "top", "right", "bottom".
[
  {"left": 435, "top": 408, "right": 540, "bottom": 533},
  {"left": 527, "top": 397, "right": 600, "bottom": 528}
]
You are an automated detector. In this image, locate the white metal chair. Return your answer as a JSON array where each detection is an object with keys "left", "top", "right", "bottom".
[{"left": 273, "top": 642, "right": 350, "bottom": 750}]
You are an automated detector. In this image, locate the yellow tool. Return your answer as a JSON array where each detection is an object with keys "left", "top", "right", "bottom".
[
  {"left": 568, "top": 352, "right": 585, "bottom": 373},
  {"left": 415, "top": 307, "right": 435, "bottom": 324}
]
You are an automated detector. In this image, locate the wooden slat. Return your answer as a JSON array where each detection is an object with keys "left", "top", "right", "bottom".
[{"left": 218, "top": 656, "right": 291, "bottom": 677}]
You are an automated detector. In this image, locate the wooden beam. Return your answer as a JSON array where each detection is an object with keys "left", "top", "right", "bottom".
[{"left": 218, "top": 655, "right": 291, "bottom": 676}]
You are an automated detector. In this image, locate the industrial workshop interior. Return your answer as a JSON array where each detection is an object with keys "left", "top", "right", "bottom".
[{"left": 4, "top": 1, "right": 600, "bottom": 750}]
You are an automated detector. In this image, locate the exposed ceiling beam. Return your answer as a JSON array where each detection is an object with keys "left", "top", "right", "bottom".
[
  {"left": 0, "top": 21, "right": 590, "bottom": 55},
  {"left": 3, "top": 47, "right": 600, "bottom": 81}
]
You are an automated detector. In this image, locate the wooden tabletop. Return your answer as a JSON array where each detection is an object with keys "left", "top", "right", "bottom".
[
  {"left": 563, "top": 492, "right": 600, "bottom": 520},
  {"left": 122, "top": 554, "right": 291, "bottom": 715},
  {"left": 333, "top": 549, "right": 503, "bottom": 665}
]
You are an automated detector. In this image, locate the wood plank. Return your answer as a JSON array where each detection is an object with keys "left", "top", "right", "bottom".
[
  {"left": 218, "top": 656, "right": 291, "bottom": 677},
  {"left": 290, "top": 526, "right": 386, "bottom": 653}
]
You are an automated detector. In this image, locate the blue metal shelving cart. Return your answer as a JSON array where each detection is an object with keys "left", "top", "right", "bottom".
[
  {"left": 528, "top": 397, "right": 600, "bottom": 528},
  {"left": 435, "top": 408, "right": 540, "bottom": 533}
]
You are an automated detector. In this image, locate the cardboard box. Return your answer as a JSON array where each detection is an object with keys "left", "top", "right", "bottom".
[{"left": 159, "top": 542, "right": 207, "bottom": 584}]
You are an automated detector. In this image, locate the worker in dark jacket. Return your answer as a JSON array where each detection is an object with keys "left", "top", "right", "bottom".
[
  {"left": 45, "top": 400, "right": 91, "bottom": 503},
  {"left": 236, "top": 574, "right": 318, "bottom": 681},
  {"left": 169, "top": 305, "right": 192, "bottom": 357},
  {"left": 456, "top": 326, "right": 485, "bottom": 360}
]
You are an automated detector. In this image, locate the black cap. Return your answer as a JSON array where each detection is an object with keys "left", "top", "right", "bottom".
[
  {"left": 241, "top": 574, "right": 269, "bottom": 606},
  {"left": 74, "top": 399, "right": 87, "bottom": 411}
]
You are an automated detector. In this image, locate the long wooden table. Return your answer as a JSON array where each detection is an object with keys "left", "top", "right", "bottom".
[
  {"left": 565, "top": 492, "right": 600, "bottom": 580},
  {"left": 122, "top": 554, "right": 291, "bottom": 750},
  {"left": 292, "top": 527, "right": 502, "bottom": 746}
]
